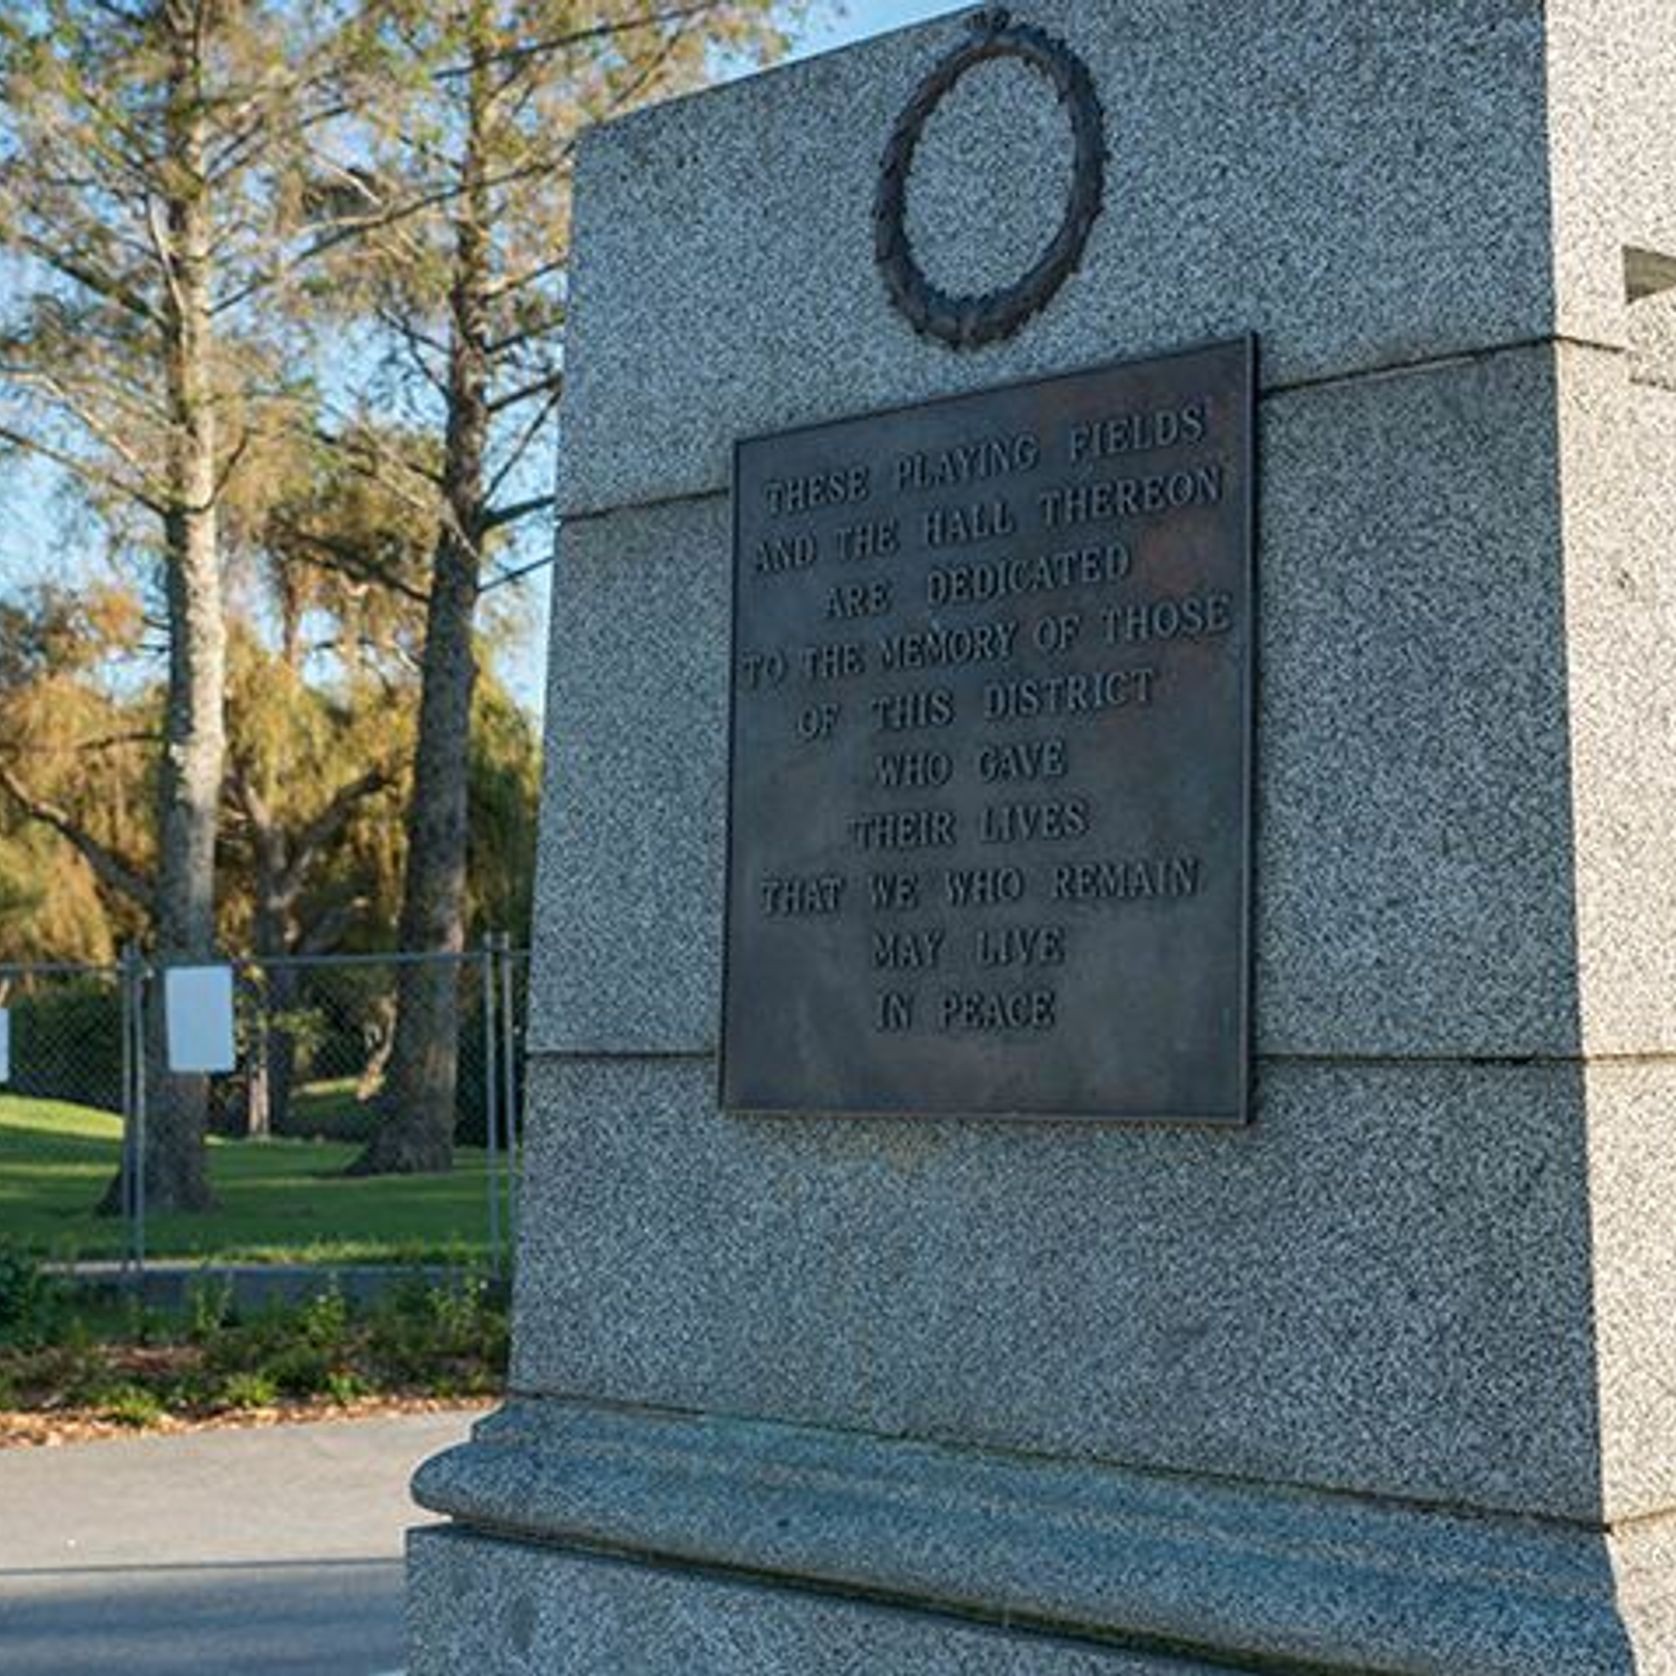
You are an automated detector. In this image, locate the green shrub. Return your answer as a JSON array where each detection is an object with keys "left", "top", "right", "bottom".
[
  {"left": 268, "top": 1343, "right": 349, "bottom": 1396},
  {"left": 257, "top": 1289, "right": 353, "bottom": 1397},
  {"left": 216, "top": 1371, "right": 278, "bottom": 1410},
  {"left": 95, "top": 1382, "right": 165, "bottom": 1428},
  {"left": 365, "top": 1266, "right": 505, "bottom": 1383},
  {"left": 119, "top": 1293, "right": 166, "bottom": 1347},
  {"left": 2, "top": 1267, "right": 508, "bottom": 1422},
  {"left": 0, "top": 1241, "right": 65, "bottom": 1347},
  {"left": 294, "top": 1283, "right": 350, "bottom": 1353},
  {"left": 8, "top": 983, "right": 124, "bottom": 1112},
  {"left": 325, "top": 1369, "right": 369, "bottom": 1405},
  {"left": 185, "top": 1274, "right": 233, "bottom": 1342}
]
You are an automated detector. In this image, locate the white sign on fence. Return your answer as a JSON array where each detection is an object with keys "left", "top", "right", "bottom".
[
  {"left": 0, "top": 1008, "right": 9, "bottom": 1084},
  {"left": 165, "top": 965, "right": 236, "bottom": 1074}
]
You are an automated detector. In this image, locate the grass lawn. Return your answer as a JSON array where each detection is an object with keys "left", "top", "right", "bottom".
[
  {"left": 0, "top": 1093, "right": 496, "bottom": 1264},
  {"left": 288, "top": 1076, "right": 381, "bottom": 1141}
]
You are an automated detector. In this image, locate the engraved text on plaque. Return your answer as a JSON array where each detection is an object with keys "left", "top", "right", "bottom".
[{"left": 722, "top": 338, "right": 1255, "bottom": 1122}]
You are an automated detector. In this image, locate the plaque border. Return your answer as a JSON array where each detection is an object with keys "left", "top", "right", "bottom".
[{"left": 718, "top": 334, "right": 1258, "bottom": 1127}]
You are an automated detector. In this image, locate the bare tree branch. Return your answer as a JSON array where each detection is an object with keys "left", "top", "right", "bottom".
[
  {"left": 284, "top": 765, "right": 392, "bottom": 894},
  {"left": 312, "top": 419, "right": 446, "bottom": 490},
  {"left": 436, "top": 3, "right": 724, "bottom": 81},
  {"left": 481, "top": 548, "right": 555, "bottom": 592},
  {"left": 0, "top": 422, "right": 167, "bottom": 517},
  {"left": 381, "top": 307, "right": 451, "bottom": 399},
  {"left": 482, "top": 311, "right": 566, "bottom": 357},
  {"left": 296, "top": 895, "right": 367, "bottom": 957},
  {"left": 0, "top": 760, "right": 155, "bottom": 911},
  {"left": 486, "top": 370, "right": 560, "bottom": 415},
  {"left": 209, "top": 155, "right": 559, "bottom": 319},
  {"left": 481, "top": 492, "right": 554, "bottom": 535},
  {"left": 484, "top": 380, "right": 562, "bottom": 502},
  {"left": 273, "top": 517, "right": 431, "bottom": 606},
  {"left": 484, "top": 252, "right": 567, "bottom": 301},
  {"left": 3, "top": 223, "right": 163, "bottom": 327},
  {"left": 0, "top": 365, "right": 171, "bottom": 499}
]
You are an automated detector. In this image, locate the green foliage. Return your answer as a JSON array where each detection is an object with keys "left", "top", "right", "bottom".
[
  {"left": 295, "top": 1283, "right": 352, "bottom": 1356},
  {"left": 367, "top": 1268, "right": 507, "bottom": 1388},
  {"left": 0, "top": 1238, "right": 64, "bottom": 1347},
  {"left": 1, "top": 1261, "right": 509, "bottom": 1434},
  {"left": 118, "top": 1292, "right": 156, "bottom": 1346},
  {"left": 216, "top": 1371, "right": 279, "bottom": 1409},
  {"left": 325, "top": 1368, "right": 370, "bottom": 1405},
  {"left": 185, "top": 1273, "right": 234, "bottom": 1342},
  {"left": 95, "top": 1382, "right": 165, "bottom": 1428},
  {"left": 5, "top": 980, "right": 124, "bottom": 1112},
  {"left": 0, "top": 583, "right": 541, "bottom": 988},
  {"left": 0, "top": 583, "right": 152, "bottom": 962},
  {"left": 0, "top": 1266, "right": 510, "bottom": 1424},
  {"left": 468, "top": 673, "right": 540, "bottom": 943},
  {"left": 221, "top": 622, "right": 414, "bottom": 961}
]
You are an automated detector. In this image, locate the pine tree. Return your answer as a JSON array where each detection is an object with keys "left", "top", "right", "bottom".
[
  {"left": 0, "top": 0, "right": 394, "bottom": 1208},
  {"left": 341, "top": 0, "right": 806, "bottom": 1174}
]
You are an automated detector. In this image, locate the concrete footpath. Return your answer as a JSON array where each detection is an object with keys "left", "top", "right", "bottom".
[{"left": 0, "top": 1410, "right": 476, "bottom": 1676}]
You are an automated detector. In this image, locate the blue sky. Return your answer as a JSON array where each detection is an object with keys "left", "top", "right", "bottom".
[
  {"left": 796, "top": 0, "right": 957, "bottom": 57},
  {"left": 0, "top": 2, "right": 955, "bottom": 716}
]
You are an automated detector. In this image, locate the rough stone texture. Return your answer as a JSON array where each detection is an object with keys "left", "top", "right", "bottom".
[
  {"left": 412, "top": 1401, "right": 1638, "bottom": 1676},
  {"left": 1612, "top": 1511, "right": 1676, "bottom": 1676},
  {"left": 526, "top": 495, "right": 730, "bottom": 1057},
  {"left": 559, "top": 0, "right": 1556, "bottom": 515},
  {"left": 509, "top": 1050, "right": 1602, "bottom": 1523},
  {"left": 1627, "top": 285, "right": 1676, "bottom": 389},
  {"left": 1256, "top": 348, "right": 1579, "bottom": 1058},
  {"left": 1557, "top": 347, "right": 1676, "bottom": 1060},
  {"left": 408, "top": 1526, "right": 1231, "bottom": 1676},
  {"left": 418, "top": 6, "right": 1676, "bottom": 1671},
  {"left": 905, "top": 55, "right": 1076, "bottom": 301},
  {"left": 531, "top": 349, "right": 1588, "bottom": 1063},
  {"left": 1547, "top": 347, "right": 1676, "bottom": 1526},
  {"left": 1547, "top": 0, "right": 1676, "bottom": 351},
  {"left": 1587, "top": 1056, "right": 1676, "bottom": 1523}
]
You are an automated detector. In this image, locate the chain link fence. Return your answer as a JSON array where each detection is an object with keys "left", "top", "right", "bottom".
[{"left": 0, "top": 941, "right": 527, "bottom": 1276}]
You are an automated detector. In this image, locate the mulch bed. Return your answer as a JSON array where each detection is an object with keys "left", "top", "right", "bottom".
[{"left": 0, "top": 1391, "right": 495, "bottom": 1449}]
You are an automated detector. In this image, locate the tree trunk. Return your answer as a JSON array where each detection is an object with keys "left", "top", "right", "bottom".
[
  {"left": 350, "top": 12, "right": 492, "bottom": 1177},
  {"left": 102, "top": 16, "right": 224, "bottom": 1213},
  {"left": 357, "top": 991, "right": 396, "bottom": 1101},
  {"left": 242, "top": 875, "right": 293, "bottom": 1140},
  {"left": 264, "top": 961, "right": 300, "bottom": 1134},
  {"left": 243, "top": 1006, "right": 272, "bottom": 1140}
]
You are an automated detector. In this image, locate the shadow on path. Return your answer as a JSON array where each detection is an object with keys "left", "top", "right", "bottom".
[{"left": 0, "top": 1556, "right": 404, "bottom": 1676}]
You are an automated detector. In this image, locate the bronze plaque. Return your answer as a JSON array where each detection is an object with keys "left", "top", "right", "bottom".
[{"left": 722, "top": 338, "right": 1255, "bottom": 1122}]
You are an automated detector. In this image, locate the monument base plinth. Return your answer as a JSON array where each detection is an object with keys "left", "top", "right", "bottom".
[{"left": 408, "top": 1397, "right": 1663, "bottom": 1676}]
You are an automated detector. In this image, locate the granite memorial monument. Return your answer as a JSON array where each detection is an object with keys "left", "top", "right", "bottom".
[{"left": 409, "top": 4, "right": 1676, "bottom": 1670}]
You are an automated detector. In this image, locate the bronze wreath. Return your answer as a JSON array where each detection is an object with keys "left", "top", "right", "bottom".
[{"left": 874, "top": 8, "right": 1106, "bottom": 351}]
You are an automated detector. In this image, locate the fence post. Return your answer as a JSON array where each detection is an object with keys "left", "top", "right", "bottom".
[
  {"left": 119, "top": 944, "right": 147, "bottom": 1276},
  {"left": 498, "top": 931, "right": 519, "bottom": 1265},
  {"left": 119, "top": 943, "right": 136, "bottom": 1277},
  {"left": 480, "top": 932, "right": 501, "bottom": 1278},
  {"left": 134, "top": 957, "right": 147, "bottom": 1274}
]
